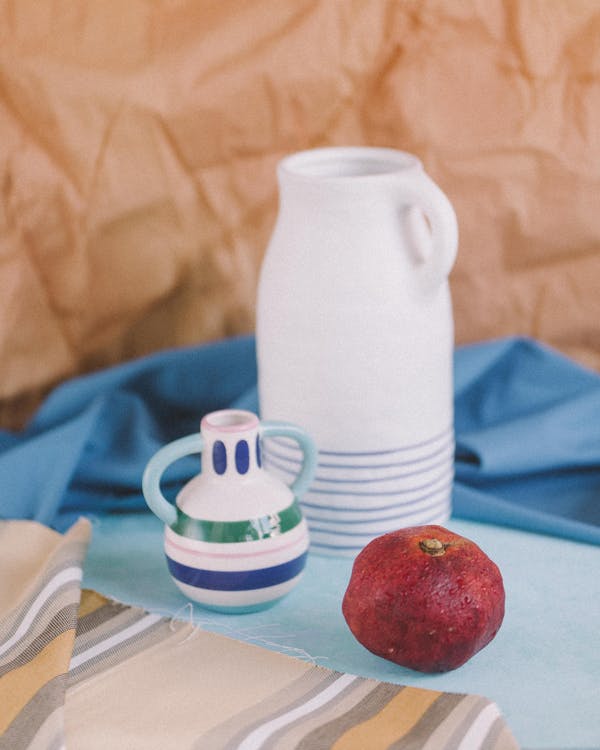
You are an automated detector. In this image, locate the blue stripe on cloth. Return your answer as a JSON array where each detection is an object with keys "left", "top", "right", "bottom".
[{"left": 165, "top": 551, "right": 307, "bottom": 591}]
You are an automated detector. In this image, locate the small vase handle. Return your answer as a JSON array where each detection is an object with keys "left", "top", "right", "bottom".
[
  {"left": 398, "top": 170, "right": 458, "bottom": 292},
  {"left": 142, "top": 434, "right": 204, "bottom": 526},
  {"left": 260, "top": 421, "right": 317, "bottom": 498}
]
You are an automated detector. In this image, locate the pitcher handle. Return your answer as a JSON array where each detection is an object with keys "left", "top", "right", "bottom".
[
  {"left": 142, "top": 434, "right": 204, "bottom": 526},
  {"left": 260, "top": 421, "right": 317, "bottom": 498},
  {"left": 398, "top": 170, "right": 458, "bottom": 292}
]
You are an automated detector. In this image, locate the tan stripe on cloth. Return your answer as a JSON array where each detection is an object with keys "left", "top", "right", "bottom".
[
  {"left": 0, "top": 518, "right": 90, "bottom": 750},
  {"left": 332, "top": 686, "right": 443, "bottom": 749},
  {"left": 0, "top": 520, "right": 519, "bottom": 749}
]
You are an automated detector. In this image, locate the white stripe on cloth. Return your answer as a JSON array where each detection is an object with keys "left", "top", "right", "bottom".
[
  {"left": 0, "top": 566, "right": 82, "bottom": 658},
  {"left": 69, "top": 613, "right": 162, "bottom": 670},
  {"left": 456, "top": 702, "right": 502, "bottom": 750},
  {"left": 235, "top": 673, "right": 358, "bottom": 750}
]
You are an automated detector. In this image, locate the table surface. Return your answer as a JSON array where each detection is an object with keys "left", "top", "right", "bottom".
[{"left": 82, "top": 513, "right": 600, "bottom": 750}]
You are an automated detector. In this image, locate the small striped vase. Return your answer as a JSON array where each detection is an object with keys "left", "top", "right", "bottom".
[{"left": 142, "top": 410, "right": 317, "bottom": 613}]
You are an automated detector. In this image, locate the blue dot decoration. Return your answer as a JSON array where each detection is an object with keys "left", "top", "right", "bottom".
[
  {"left": 235, "top": 440, "right": 250, "bottom": 474},
  {"left": 212, "top": 440, "right": 227, "bottom": 475},
  {"left": 256, "top": 435, "right": 262, "bottom": 468}
]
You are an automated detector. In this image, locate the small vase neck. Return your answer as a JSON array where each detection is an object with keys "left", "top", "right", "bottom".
[{"left": 200, "top": 410, "right": 262, "bottom": 479}]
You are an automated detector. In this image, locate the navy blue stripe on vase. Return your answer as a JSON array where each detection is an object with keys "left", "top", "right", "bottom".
[
  {"left": 235, "top": 440, "right": 250, "bottom": 474},
  {"left": 166, "top": 552, "right": 308, "bottom": 591},
  {"left": 256, "top": 435, "right": 262, "bottom": 467},
  {"left": 212, "top": 440, "right": 227, "bottom": 474}
]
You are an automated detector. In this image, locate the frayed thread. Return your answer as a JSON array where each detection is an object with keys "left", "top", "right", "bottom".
[{"left": 166, "top": 608, "right": 327, "bottom": 664}]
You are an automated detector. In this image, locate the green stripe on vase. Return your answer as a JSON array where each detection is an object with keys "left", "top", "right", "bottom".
[{"left": 170, "top": 501, "right": 304, "bottom": 543}]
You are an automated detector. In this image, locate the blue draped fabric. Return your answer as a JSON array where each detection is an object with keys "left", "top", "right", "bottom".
[{"left": 1, "top": 336, "right": 599, "bottom": 545}]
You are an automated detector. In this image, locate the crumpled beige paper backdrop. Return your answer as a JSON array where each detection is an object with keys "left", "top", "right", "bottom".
[{"left": 1, "top": 0, "right": 599, "bottom": 428}]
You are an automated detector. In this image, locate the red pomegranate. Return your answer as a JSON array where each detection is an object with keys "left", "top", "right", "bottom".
[{"left": 342, "top": 525, "right": 505, "bottom": 673}]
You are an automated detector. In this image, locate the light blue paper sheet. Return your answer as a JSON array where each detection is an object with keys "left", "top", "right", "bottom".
[{"left": 83, "top": 512, "right": 600, "bottom": 749}]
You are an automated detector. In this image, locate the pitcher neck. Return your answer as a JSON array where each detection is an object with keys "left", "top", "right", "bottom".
[
  {"left": 277, "top": 146, "right": 423, "bottom": 209},
  {"left": 200, "top": 410, "right": 262, "bottom": 479}
]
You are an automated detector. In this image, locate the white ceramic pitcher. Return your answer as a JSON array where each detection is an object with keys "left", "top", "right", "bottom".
[{"left": 256, "top": 147, "right": 458, "bottom": 557}]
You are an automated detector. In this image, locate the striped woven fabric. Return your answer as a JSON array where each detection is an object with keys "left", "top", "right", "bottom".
[
  {"left": 0, "top": 519, "right": 519, "bottom": 750},
  {"left": 0, "top": 518, "right": 89, "bottom": 750}
]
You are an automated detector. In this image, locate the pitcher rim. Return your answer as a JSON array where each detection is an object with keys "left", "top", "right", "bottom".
[{"left": 279, "top": 146, "right": 422, "bottom": 183}]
